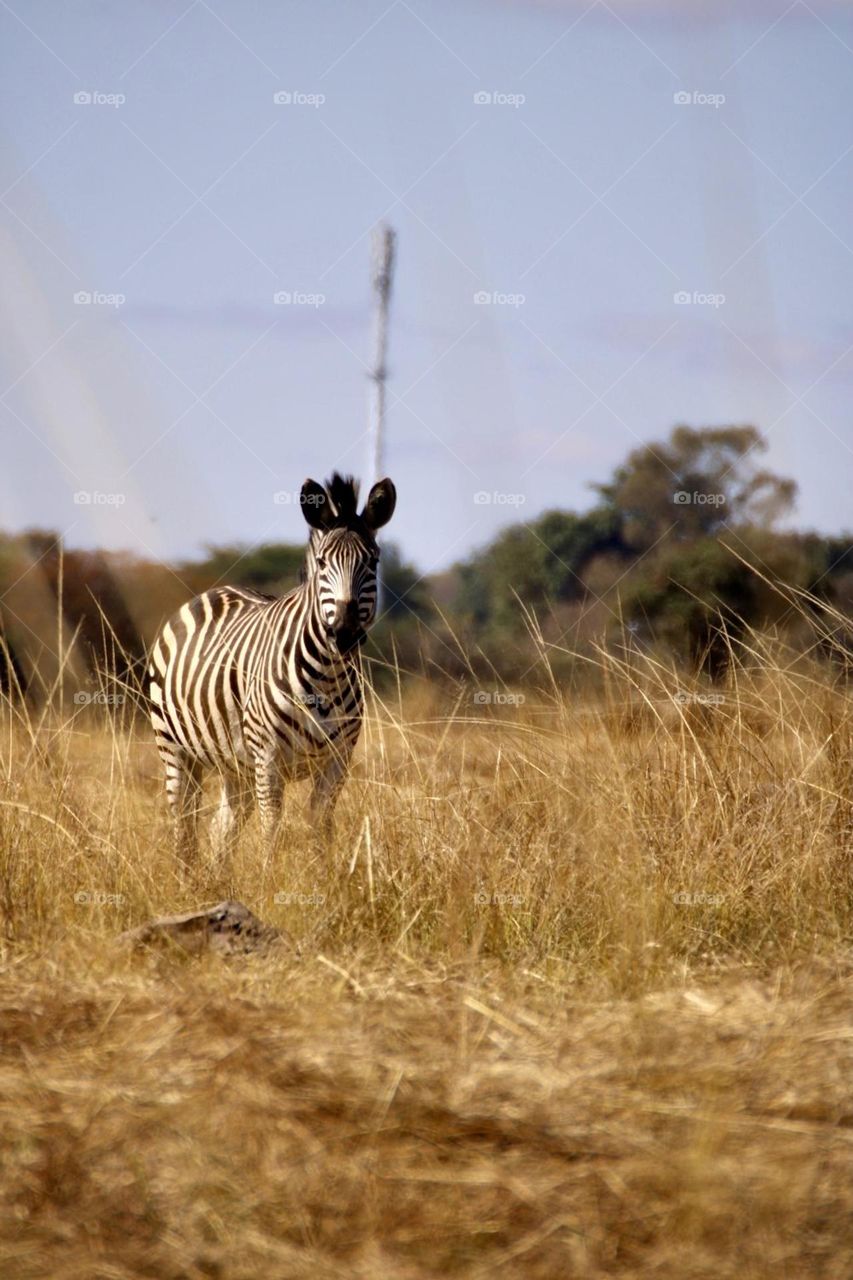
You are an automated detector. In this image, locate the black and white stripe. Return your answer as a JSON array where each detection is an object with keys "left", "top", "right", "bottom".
[{"left": 148, "top": 473, "right": 396, "bottom": 865}]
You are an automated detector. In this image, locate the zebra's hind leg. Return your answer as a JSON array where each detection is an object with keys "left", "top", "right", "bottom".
[
  {"left": 209, "top": 770, "right": 252, "bottom": 867},
  {"left": 160, "top": 746, "right": 204, "bottom": 872}
]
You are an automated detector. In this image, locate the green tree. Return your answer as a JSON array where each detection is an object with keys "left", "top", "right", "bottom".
[
  {"left": 595, "top": 424, "right": 796, "bottom": 551},
  {"left": 454, "top": 509, "right": 623, "bottom": 629},
  {"left": 186, "top": 543, "right": 305, "bottom": 594}
]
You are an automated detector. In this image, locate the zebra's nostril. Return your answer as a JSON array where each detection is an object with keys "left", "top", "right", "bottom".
[{"left": 335, "top": 601, "right": 361, "bottom": 630}]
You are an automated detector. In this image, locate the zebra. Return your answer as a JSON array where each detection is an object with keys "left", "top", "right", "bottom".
[{"left": 147, "top": 473, "right": 396, "bottom": 866}]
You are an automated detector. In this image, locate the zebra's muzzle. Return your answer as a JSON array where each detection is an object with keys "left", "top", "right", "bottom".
[
  {"left": 333, "top": 627, "right": 365, "bottom": 655},
  {"left": 331, "top": 601, "right": 365, "bottom": 655}
]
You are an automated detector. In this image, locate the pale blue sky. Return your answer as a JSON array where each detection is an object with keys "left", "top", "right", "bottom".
[{"left": 2, "top": 0, "right": 852, "bottom": 573}]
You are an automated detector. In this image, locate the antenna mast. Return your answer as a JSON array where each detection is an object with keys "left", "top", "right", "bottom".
[
  {"left": 367, "top": 223, "right": 396, "bottom": 485},
  {"left": 367, "top": 223, "right": 396, "bottom": 609}
]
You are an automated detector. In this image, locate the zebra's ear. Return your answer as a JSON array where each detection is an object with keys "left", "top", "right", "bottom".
[
  {"left": 300, "top": 478, "right": 332, "bottom": 528},
  {"left": 362, "top": 478, "right": 396, "bottom": 531}
]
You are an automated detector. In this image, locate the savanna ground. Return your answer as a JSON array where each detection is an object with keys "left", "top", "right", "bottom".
[{"left": 1, "top": 637, "right": 852, "bottom": 1279}]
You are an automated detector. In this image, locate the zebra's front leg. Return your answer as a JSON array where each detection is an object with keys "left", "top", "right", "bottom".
[
  {"left": 161, "top": 747, "right": 204, "bottom": 873},
  {"left": 308, "top": 751, "right": 350, "bottom": 846},
  {"left": 254, "top": 751, "right": 284, "bottom": 861},
  {"left": 209, "top": 770, "right": 252, "bottom": 867}
]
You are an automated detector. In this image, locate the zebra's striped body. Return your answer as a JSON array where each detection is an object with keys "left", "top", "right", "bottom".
[{"left": 148, "top": 474, "right": 396, "bottom": 865}]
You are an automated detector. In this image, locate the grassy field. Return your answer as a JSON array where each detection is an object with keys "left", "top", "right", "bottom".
[{"left": 1, "top": 639, "right": 852, "bottom": 1278}]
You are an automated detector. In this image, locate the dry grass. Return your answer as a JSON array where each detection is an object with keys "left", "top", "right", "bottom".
[{"left": 1, "top": 637, "right": 852, "bottom": 1278}]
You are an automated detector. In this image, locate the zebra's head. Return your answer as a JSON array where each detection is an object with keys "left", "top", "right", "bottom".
[{"left": 300, "top": 472, "right": 397, "bottom": 655}]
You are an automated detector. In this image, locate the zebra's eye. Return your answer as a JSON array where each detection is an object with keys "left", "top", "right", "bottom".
[{"left": 316, "top": 556, "right": 327, "bottom": 569}]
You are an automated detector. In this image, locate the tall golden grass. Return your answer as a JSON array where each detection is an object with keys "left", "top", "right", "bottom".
[{"left": 1, "top": 620, "right": 852, "bottom": 1277}]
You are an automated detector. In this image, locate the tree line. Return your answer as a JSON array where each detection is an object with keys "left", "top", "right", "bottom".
[{"left": 2, "top": 425, "right": 851, "bottom": 701}]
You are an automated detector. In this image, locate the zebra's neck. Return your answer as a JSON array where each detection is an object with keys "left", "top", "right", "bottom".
[{"left": 275, "top": 577, "right": 362, "bottom": 703}]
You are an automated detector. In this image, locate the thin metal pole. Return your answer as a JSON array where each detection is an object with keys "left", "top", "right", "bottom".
[{"left": 367, "top": 223, "right": 395, "bottom": 606}]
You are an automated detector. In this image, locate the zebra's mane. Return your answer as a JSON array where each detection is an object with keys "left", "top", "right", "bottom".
[{"left": 325, "top": 473, "right": 361, "bottom": 522}]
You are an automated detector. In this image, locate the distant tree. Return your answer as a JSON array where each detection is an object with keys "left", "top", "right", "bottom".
[
  {"left": 446, "top": 425, "right": 808, "bottom": 674},
  {"left": 186, "top": 543, "right": 305, "bottom": 594},
  {"left": 454, "top": 509, "right": 624, "bottom": 629},
  {"left": 624, "top": 528, "right": 824, "bottom": 677},
  {"left": 594, "top": 424, "right": 797, "bottom": 551},
  {"left": 533, "top": 508, "right": 625, "bottom": 599},
  {"left": 377, "top": 544, "right": 430, "bottom": 620}
]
